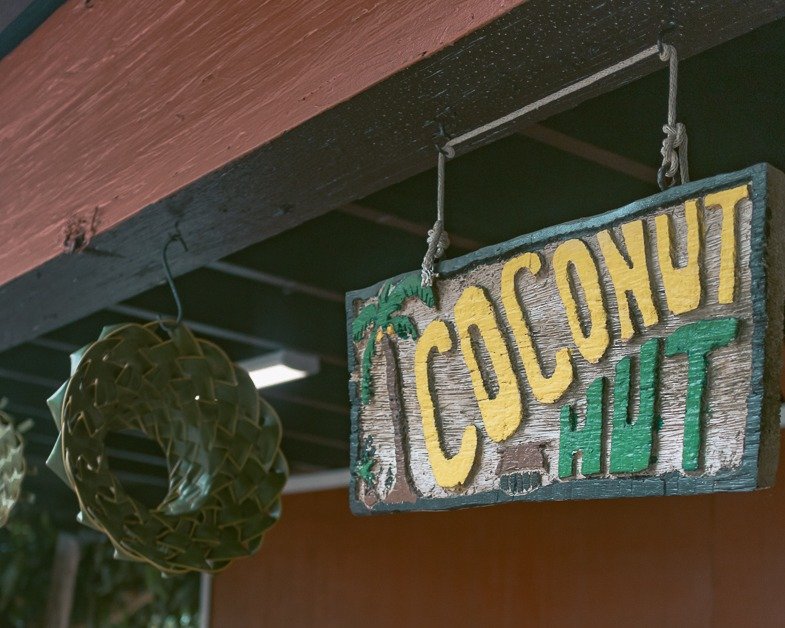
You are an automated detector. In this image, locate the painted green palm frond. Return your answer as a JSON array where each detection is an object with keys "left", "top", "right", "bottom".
[
  {"left": 353, "top": 436, "right": 377, "bottom": 486},
  {"left": 360, "top": 334, "right": 377, "bottom": 404},
  {"left": 389, "top": 316, "right": 418, "bottom": 340},
  {"left": 354, "top": 275, "right": 436, "bottom": 405},
  {"left": 380, "top": 281, "right": 393, "bottom": 300},
  {"left": 352, "top": 303, "right": 379, "bottom": 342},
  {"left": 386, "top": 274, "right": 435, "bottom": 310}
]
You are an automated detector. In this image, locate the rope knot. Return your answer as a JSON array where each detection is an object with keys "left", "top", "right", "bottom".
[
  {"left": 658, "top": 122, "right": 689, "bottom": 188},
  {"left": 660, "top": 122, "right": 686, "bottom": 176},
  {"left": 421, "top": 137, "right": 451, "bottom": 287},
  {"left": 427, "top": 222, "right": 450, "bottom": 258},
  {"left": 657, "top": 43, "right": 689, "bottom": 190},
  {"left": 421, "top": 220, "right": 450, "bottom": 286}
]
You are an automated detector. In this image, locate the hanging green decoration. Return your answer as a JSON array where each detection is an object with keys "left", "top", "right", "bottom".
[
  {"left": 0, "top": 409, "right": 26, "bottom": 528},
  {"left": 47, "top": 321, "right": 288, "bottom": 574}
]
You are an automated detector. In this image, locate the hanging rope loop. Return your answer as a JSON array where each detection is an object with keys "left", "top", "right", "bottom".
[
  {"left": 657, "top": 42, "right": 689, "bottom": 190},
  {"left": 659, "top": 121, "right": 688, "bottom": 183},
  {"left": 421, "top": 146, "right": 451, "bottom": 286},
  {"left": 159, "top": 232, "right": 188, "bottom": 334}
]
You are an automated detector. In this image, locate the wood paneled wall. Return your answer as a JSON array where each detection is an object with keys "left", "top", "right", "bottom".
[{"left": 213, "top": 438, "right": 785, "bottom": 627}]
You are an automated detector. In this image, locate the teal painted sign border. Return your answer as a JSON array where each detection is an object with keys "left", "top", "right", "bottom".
[{"left": 346, "top": 164, "right": 784, "bottom": 514}]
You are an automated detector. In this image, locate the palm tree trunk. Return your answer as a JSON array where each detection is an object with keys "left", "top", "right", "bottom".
[{"left": 380, "top": 333, "right": 416, "bottom": 503}]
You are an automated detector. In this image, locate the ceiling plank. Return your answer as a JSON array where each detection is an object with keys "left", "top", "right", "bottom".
[
  {"left": 283, "top": 431, "right": 349, "bottom": 452},
  {"left": 265, "top": 391, "right": 349, "bottom": 417},
  {"left": 518, "top": 124, "right": 659, "bottom": 184},
  {"left": 339, "top": 203, "right": 485, "bottom": 252},
  {"left": 29, "top": 337, "right": 79, "bottom": 354},
  {"left": 107, "top": 303, "right": 347, "bottom": 367},
  {"left": 0, "top": 1, "right": 783, "bottom": 352},
  {"left": 0, "top": 365, "right": 58, "bottom": 389},
  {"left": 208, "top": 261, "right": 344, "bottom": 304},
  {"left": 0, "top": 0, "right": 521, "bottom": 286}
]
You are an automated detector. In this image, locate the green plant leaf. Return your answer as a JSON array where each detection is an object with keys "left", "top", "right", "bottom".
[
  {"left": 386, "top": 274, "right": 435, "bottom": 310},
  {"left": 390, "top": 316, "right": 417, "bottom": 340},
  {"left": 352, "top": 303, "right": 379, "bottom": 341}
]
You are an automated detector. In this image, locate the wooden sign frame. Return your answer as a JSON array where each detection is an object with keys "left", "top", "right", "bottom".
[{"left": 346, "top": 164, "right": 785, "bottom": 514}]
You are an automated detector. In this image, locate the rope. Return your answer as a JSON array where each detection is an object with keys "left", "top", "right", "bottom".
[
  {"left": 416, "top": 42, "right": 676, "bottom": 284},
  {"left": 442, "top": 45, "right": 659, "bottom": 154},
  {"left": 658, "top": 43, "right": 689, "bottom": 189},
  {"left": 421, "top": 149, "right": 450, "bottom": 286}
]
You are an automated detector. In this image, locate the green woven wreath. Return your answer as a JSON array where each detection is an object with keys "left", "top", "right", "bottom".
[
  {"left": 47, "top": 321, "right": 288, "bottom": 574},
  {"left": 0, "top": 410, "right": 25, "bottom": 528}
]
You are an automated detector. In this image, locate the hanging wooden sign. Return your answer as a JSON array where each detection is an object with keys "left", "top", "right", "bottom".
[{"left": 346, "top": 164, "right": 785, "bottom": 513}]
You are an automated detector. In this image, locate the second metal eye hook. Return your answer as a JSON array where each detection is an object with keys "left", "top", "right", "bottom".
[
  {"left": 657, "top": 20, "right": 678, "bottom": 54},
  {"left": 159, "top": 233, "right": 188, "bottom": 334}
]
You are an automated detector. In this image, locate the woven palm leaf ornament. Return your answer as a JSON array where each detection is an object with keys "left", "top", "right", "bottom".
[
  {"left": 0, "top": 407, "right": 27, "bottom": 528},
  {"left": 46, "top": 235, "right": 288, "bottom": 574}
]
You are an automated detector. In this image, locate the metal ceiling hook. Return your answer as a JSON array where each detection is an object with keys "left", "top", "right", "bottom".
[{"left": 159, "top": 233, "right": 188, "bottom": 334}]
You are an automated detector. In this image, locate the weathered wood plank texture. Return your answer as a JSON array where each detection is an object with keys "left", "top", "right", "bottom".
[
  {"left": 346, "top": 165, "right": 785, "bottom": 513},
  {"left": 0, "top": 0, "right": 523, "bottom": 289},
  {"left": 1, "top": 1, "right": 784, "bottom": 350}
]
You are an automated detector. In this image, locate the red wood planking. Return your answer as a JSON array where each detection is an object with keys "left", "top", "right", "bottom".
[
  {"left": 0, "top": 0, "right": 523, "bottom": 286},
  {"left": 212, "top": 436, "right": 785, "bottom": 626}
]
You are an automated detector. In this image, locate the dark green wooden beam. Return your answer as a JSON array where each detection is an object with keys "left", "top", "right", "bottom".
[
  {"left": 1, "top": 0, "right": 783, "bottom": 353},
  {"left": 0, "top": 0, "right": 66, "bottom": 59}
]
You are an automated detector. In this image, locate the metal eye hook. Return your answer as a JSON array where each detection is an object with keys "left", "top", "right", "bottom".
[
  {"left": 435, "top": 121, "right": 455, "bottom": 158},
  {"left": 657, "top": 20, "right": 678, "bottom": 55},
  {"left": 159, "top": 233, "right": 188, "bottom": 334}
]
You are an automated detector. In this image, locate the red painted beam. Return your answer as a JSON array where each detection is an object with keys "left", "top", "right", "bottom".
[
  {"left": 0, "top": 0, "right": 523, "bottom": 286},
  {"left": 0, "top": 1, "right": 783, "bottom": 353}
]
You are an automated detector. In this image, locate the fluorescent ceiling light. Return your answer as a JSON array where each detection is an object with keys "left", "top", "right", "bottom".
[{"left": 239, "top": 350, "right": 320, "bottom": 389}]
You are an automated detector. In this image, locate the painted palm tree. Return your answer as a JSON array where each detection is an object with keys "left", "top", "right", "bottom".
[{"left": 352, "top": 274, "right": 434, "bottom": 503}]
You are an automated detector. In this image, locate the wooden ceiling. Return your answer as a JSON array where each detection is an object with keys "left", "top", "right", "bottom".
[
  {"left": 7, "top": 17, "right": 785, "bottom": 526},
  {"left": 0, "top": 0, "right": 64, "bottom": 58}
]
